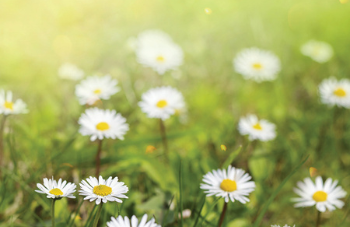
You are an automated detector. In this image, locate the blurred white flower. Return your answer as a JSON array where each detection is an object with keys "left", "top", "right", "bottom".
[
  {"left": 0, "top": 90, "right": 28, "bottom": 115},
  {"left": 292, "top": 176, "right": 346, "bottom": 212},
  {"left": 135, "top": 30, "right": 183, "bottom": 75},
  {"left": 107, "top": 214, "right": 160, "bottom": 227},
  {"left": 138, "top": 86, "right": 185, "bottom": 120},
  {"left": 319, "top": 77, "right": 350, "bottom": 108},
  {"left": 58, "top": 63, "right": 84, "bottom": 81},
  {"left": 75, "top": 75, "right": 120, "bottom": 105},
  {"left": 79, "top": 176, "right": 128, "bottom": 205},
  {"left": 233, "top": 47, "right": 281, "bottom": 82},
  {"left": 78, "top": 108, "right": 129, "bottom": 141},
  {"left": 35, "top": 177, "right": 76, "bottom": 199},
  {"left": 200, "top": 165, "right": 255, "bottom": 203},
  {"left": 301, "top": 40, "right": 333, "bottom": 63},
  {"left": 178, "top": 209, "right": 191, "bottom": 219},
  {"left": 238, "top": 114, "right": 276, "bottom": 141}
]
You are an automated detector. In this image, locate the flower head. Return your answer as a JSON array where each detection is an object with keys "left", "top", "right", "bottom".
[
  {"left": 78, "top": 108, "right": 129, "bottom": 141},
  {"left": 106, "top": 214, "right": 160, "bottom": 227},
  {"left": 0, "top": 90, "right": 28, "bottom": 115},
  {"left": 79, "top": 176, "right": 128, "bottom": 205},
  {"left": 301, "top": 40, "right": 333, "bottom": 63},
  {"left": 58, "top": 63, "right": 84, "bottom": 81},
  {"left": 233, "top": 47, "right": 281, "bottom": 82},
  {"left": 238, "top": 114, "right": 276, "bottom": 141},
  {"left": 138, "top": 86, "right": 185, "bottom": 120},
  {"left": 319, "top": 77, "right": 350, "bottom": 108},
  {"left": 75, "top": 75, "right": 120, "bottom": 105},
  {"left": 200, "top": 165, "right": 255, "bottom": 203},
  {"left": 292, "top": 176, "right": 347, "bottom": 212},
  {"left": 35, "top": 177, "right": 76, "bottom": 199},
  {"left": 135, "top": 30, "right": 183, "bottom": 75}
]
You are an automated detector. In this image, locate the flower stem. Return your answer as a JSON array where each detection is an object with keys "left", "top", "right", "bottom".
[
  {"left": 218, "top": 202, "right": 228, "bottom": 227},
  {"left": 0, "top": 115, "right": 7, "bottom": 177},
  {"left": 159, "top": 119, "right": 168, "bottom": 161},
  {"left": 92, "top": 204, "right": 103, "bottom": 227},
  {"left": 316, "top": 211, "right": 321, "bottom": 227},
  {"left": 95, "top": 139, "right": 103, "bottom": 177},
  {"left": 52, "top": 199, "right": 56, "bottom": 227}
]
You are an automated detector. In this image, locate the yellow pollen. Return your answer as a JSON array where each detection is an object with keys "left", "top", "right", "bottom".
[
  {"left": 93, "top": 185, "right": 112, "bottom": 196},
  {"left": 156, "top": 100, "right": 168, "bottom": 108},
  {"left": 253, "top": 123, "right": 262, "bottom": 130},
  {"left": 220, "top": 179, "right": 237, "bottom": 192},
  {"left": 96, "top": 122, "right": 110, "bottom": 131},
  {"left": 252, "top": 63, "right": 263, "bottom": 70},
  {"left": 4, "top": 101, "right": 13, "bottom": 110},
  {"left": 333, "top": 88, "right": 346, "bottom": 97},
  {"left": 94, "top": 89, "right": 102, "bottom": 94},
  {"left": 49, "top": 188, "right": 63, "bottom": 196},
  {"left": 312, "top": 191, "right": 328, "bottom": 202},
  {"left": 156, "top": 56, "right": 165, "bottom": 62}
]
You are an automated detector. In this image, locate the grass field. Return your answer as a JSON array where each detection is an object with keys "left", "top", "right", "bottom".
[{"left": 0, "top": 0, "right": 350, "bottom": 226}]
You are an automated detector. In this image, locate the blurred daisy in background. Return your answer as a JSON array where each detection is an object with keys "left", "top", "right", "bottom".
[
  {"left": 292, "top": 176, "right": 347, "bottom": 212},
  {"left": 106, "top": 214, "right": 160, "bottom": 227},
  {"left": 58, "top": 63, "right": 84, "bottom": 81},
  {"left": 319, "top": 77, "right": 350, "bottom": 108},
  {"left": 78, "top": 108, "right": 129, "bottom": 141},
  {"left": 35, "top": 177, "right": 76, "bottom": 199},
  {"left": 233, "top": 47, "right": 281, "bottom": 82},
  {"left": 301, "top": 40, "right": 333, "bottom": 63},
  {"left": 135, "top": 29, "right": 183, "bottom": 75},
  {"left": 75, "top": 75, "right": 120, "bottom": 105},
  {"left": 238, "top": 114, "right": 276, "bottom": 141},
  {"left": 79, "top": 176, "right": 128, "bottom": 205},
  {"left": 0, "top": 90, "right": 28, "bottom": 115},
  {"left": 200, "top": 165, "right": 255, "bottom": 203},
  {"left": 138, "top": 86, "right": 185, "bottom": 120}
]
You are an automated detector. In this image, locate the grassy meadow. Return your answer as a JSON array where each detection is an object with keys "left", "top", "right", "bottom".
[{"left": 0, "top": 0, "right": 350, "bottom": 226}]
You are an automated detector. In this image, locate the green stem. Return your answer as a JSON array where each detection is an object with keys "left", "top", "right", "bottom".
[
  {"left": 218, "top": 202, "right": 228, "bottom": 227},
  {"left": 316, "top": 211, "right": 321, "bottom": 227},
  {"left": 52, "top": 199, "right": 56, "bottom": 227},
  {"left": 95, "top": 139, "right": 103, "bottom": 177},
  {"left": 93, "top": 204, "right": 103, "bottom": 227},
  {"left": 159, "top": 119, "right": 168, "bottom": 162},
  {"left": 0, "top": 115, "right": 7, "bottom": 178}
]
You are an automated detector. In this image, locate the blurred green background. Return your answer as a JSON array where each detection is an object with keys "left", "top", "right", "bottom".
[{"left": 0, "top": 0, "right": 350, "bottom": 226}]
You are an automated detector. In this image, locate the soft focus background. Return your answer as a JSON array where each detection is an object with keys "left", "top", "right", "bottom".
[{"left": 0, "top": 0, "right": 350, "bottom": 226}]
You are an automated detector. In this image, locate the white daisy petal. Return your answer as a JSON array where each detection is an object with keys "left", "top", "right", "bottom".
[
  {"left": 106, "top": 214, "right": 161, "bottom": 227},
  {"left": 319, "top": 77, "right": 350, "bottom": 108},
  {"left": 301, "top": 40, "right": 333, "bottom": 63},
  {"left": 0, "top": 90, "right": 28, "bottom": 115},
  {"left": 35, "top": 177, "right": 76, "bottom": 199},
  {"left": 238, "top": 114, "right": 276, "bottom": 141},
  {"left": 58, "top": 63, "right": 84, "bottom": 81}
]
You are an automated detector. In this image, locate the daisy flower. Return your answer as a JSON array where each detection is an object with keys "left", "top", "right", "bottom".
[
  {"left": 200, "top": 165, "right": 255, "bottom": 203},
  {"left": 58, "top": 63, "right": 84, "bottom": 81},
  {"left": 78, "top": 108, "right": 129, "bottom": 141},
  {"left": 301, "top": 40, "right": 333, "bottom": 63},
  {"left": 292, "top": 176, "right": 347, "bottom": 212},
  {"left": 136, "top": 29, "right": 173, "bottom": 49},
  {"left": 106, "top": 214, "right": 161, "bottom": 227},
  {"left": 319, "top": 77, "right": 350, "bottom": 108},
  {"left": 138, "top": 86, "right": 185, "bottom": 120},
  {"left": 75, "top": 75, "right": 120, "bottom": 105},
  {"left": 79, "top": 176, "right": 128, "bottom": 205},
  {"left": 238, "top": 114, "right": 276, "bottom": 141},
  {"left": 0, "top": 90, "right": 28, "bottom": 115},
  {"left": 233, "top": 47, "right": 281, "bottom": 82},
  {"left": 35, "top": 177, "right": 76, "bottom": 199}
]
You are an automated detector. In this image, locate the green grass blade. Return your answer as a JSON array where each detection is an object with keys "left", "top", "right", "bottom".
[
  {"left": 222, "top": 145, "right": 242, "bottom": 168},
  {"left": 179, "top": 159, "right": 184, "bottom": 227},
  {"left": 195, "top": 197, "right": 220, "bottom": 227}
]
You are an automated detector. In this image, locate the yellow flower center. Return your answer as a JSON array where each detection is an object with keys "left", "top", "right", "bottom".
[
  {"left": 96, "top": 122, "right": 110, "bottom": 131},
  {"left": 156, "top": 55, "right": 165, "bottom": 62},
  {"left": 4, "top": 101, "right": 13, "bottom": 110},
  {"left": 220, "top": 179, "right": 237, "bottom": 192},
  {"left": 49, "top": 188, "right": 63, "bottom": 196},
  {"left": 94, "top": 89, "right": 102, "bottom": 94},
  {"left": 253, "top": 123, "right": 262, "bottom": 130},
  {"left": 312, "top": 191, "right": 328, "bottom": 202},
  {"left": 333, "top": 88, "right": 346, "bottom": 97},
  {"left": 93, "top": 185, "right": 112, "bottom": 196},
  {"left": 252, "top": 63, "right": 263, "bottom": 70},
  {"left": 156, "top": 100, "right": 168, "bottom": 108}
]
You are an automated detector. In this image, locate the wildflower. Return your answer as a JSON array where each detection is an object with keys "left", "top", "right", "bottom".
[
  {"left": 79, "top": 176, "right": 128, "bottom": 205},
  {"left": 35, "top": 177, "right": 76, "bottom": 199},
  {"left": 200, "top": 165, "right": 255, "bottom": 203},
  {"left": 301, "top": 40, "right": 333, "bottom": 63},
  {"left": 233, "top": 47, "right": 281, "bottom": 82},
  {"left": 319, "top": 77, "right": 350, "bottom": 108},
  {"left": 292, "top": 176, "right": 347, "bottom": 212},
  {"left": 58, "top": 63, "right": 84, "bottom": 81},
  {"left": 0, "top": 90, "right": 28, "bottom": 115},
  {"left": 107, "top": 214, "right": 160, "bottom": 227},
  {"left": 78, "top": 108, "right": 129, "bottom": 141},
  {"left": 238, "top": 114, "right": 276, "bottom": 141}
]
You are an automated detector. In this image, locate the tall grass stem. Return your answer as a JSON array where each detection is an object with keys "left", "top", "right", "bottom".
[{"left": 95, "top": 139, "right": 103, "bottom": 177}]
